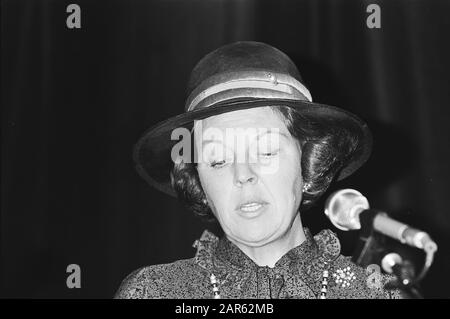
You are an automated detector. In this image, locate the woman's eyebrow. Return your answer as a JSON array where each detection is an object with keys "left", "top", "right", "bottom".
[
  {"left": 202, "top": 139, "right": 224, "bottom": 146},
  {"left": 201, "top": 128, "right": 290, "bottom": 146},
  {"left": 256, "top": 129, "right": 290, "bottom": 141},
  {"left": 202, "top": 129, "right": 289, "bottom": 145}
]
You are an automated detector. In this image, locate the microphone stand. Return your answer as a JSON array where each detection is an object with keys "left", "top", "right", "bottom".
[
  {"left": 351, "top": 209, "right": 423, "bottom": 299},
  {"left": 352, "top": 209, "right": 388, "bottom": 267}
]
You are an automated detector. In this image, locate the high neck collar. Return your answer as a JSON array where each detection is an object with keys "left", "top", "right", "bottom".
[
  {"left": 215, "top": 229, "right": 318, "bottom": 270},
  {"left": 193, "top": 228, "right": 342, "bottom": 280}
]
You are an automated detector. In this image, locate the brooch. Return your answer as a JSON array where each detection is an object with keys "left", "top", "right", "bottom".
[{"left": 332, "top": 266, "right": 356, "bottom": 288}]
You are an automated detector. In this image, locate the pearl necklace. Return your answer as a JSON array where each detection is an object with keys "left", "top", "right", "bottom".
[
  {"left": 209, "top": 267, "right": 330, "bottom": 299},
  {"left": 320, "top": 269, "right": 329, "bottom": 299},
  {"left": 210, "top": 274, "right": 221, "bottom": 299}
]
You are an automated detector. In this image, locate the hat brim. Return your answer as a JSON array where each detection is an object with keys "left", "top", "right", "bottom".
[{"left": 133, "top": 98, "right": 372, "bottom": 197}]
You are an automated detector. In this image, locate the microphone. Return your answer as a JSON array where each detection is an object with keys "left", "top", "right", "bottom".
[
  {"left": 381, "top": 253, "right": 403, "bottom": 274},
  {"left": 382, "top": 253, "right": 416, "bottom": 288},
  {"left": 382, "top": 253, "right": 424, "bottom": 298},
  {"left": 324, "top": 189, "right": 438, "bottom": 253}
]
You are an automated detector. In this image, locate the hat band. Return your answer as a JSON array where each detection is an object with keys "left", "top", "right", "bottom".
[{"left": 186, "top": 71, "right": 312, "bottom": 111}]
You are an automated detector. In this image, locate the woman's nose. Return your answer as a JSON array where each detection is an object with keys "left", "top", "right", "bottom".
[{"left": 233, "top": 163, "right": 258, "bottom": 186}]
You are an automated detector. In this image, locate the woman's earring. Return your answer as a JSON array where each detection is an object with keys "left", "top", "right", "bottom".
[
  {"left": 302, "top": 182, "right": 311, "bottom": 193},
  {"left": 202, "top": 198, "right": 208, "bottom": 205}
]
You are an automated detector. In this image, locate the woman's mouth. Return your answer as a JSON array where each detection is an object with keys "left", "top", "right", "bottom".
[
  {"left": 237, "top": 201, "right": 268, "bottom": 216},
  {"left": 240, "top": 202, "right": 263, "bottom": 212}
]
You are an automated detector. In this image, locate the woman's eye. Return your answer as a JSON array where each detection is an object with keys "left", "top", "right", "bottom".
[
  {"left": 210, "top": 160, "right": 227, "bottom": 168},
  {"left": 260, "top": 150, "right": 279, "bottom": 157}
]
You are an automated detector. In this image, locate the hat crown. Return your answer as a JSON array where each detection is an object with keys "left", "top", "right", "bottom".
[
  {"left": 185, "top": 41, "right": 308, "bottom": 111},
  {"left": 188, "top": 42, "right": 303, "bottom": 91}
]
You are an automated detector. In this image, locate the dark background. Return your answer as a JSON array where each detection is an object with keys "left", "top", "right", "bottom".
[{"left": 1, "top": 0, "right": 449, "bottom": 298}]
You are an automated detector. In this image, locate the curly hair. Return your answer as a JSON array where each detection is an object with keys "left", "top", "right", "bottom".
[{"left": 170, "top": 106, "right": 359, "bottom": 222}]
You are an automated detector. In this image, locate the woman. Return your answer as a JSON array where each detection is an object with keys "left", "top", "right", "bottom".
[{"left": 115, "top": 41, "right": 399, "bottom": 299}]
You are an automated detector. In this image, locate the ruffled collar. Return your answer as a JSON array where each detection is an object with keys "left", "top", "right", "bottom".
[{"left": 193, "top": 228, "right": 342, "bottom": 283}]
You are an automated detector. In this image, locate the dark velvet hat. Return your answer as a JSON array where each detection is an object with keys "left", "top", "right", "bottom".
[{"left": 133, "top": 41, "right": 372, "bottom": 196}]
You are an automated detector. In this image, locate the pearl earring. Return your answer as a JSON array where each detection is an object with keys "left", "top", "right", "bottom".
[{"left": 302, "top": 182, "right": 311, "bottom": 193}]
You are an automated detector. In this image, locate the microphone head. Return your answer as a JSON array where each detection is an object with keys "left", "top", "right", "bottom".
[
  {"left": 381, "top": 253, "right": 403, "bottom": 274},
  {"left": 324, "top": 189, "right": 370, "bottom": 231}
]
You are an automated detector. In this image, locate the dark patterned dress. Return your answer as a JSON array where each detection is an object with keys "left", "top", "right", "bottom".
[{"left": 115, "top": 228, "right": 401, "bottom": 299}]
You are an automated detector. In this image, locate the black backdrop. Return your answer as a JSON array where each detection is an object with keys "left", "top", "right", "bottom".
[{"left": 1, "top": 0, "right": 449, "bottom": 298}]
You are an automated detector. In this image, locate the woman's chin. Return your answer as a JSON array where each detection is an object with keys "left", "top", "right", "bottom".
[{"left": 233, "top": 228, "right": 278, "bottom": 246}]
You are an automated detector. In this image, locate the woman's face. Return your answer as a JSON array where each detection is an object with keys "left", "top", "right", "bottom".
[{"left": 194, "top": 107, "right": 304, "bottom": 247}]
